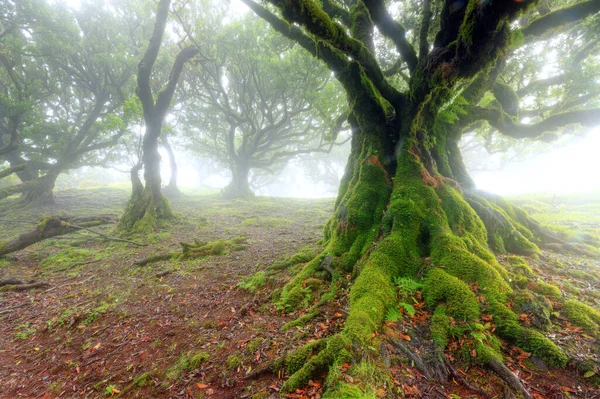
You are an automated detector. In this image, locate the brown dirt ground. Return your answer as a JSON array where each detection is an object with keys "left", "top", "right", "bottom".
[{"left": 0, "top": 187, "right": 599, "bottom": 399}]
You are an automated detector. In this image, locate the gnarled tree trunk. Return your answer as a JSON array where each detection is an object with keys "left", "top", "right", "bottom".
[
  {"left": 221, "top": 160, "right": 253, "bottom": 199},
  {"left": 240, "top": 0, "right": 600, "bottom": 396}
]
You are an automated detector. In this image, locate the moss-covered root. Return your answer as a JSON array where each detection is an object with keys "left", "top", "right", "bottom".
[
  {"left": 562, "top": 300, "right": 600, "bottom": 336},
  {"left": 117, "top": 188, "right": 173, "bottom": 233},
  {"left": 466, "top": 192, "right": 540, "bottom": 255},
  {"left": 280, "top": 335, "right": 351, "bottom": 393}
]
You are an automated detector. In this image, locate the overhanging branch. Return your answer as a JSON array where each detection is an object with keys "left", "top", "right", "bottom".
[
  {"left": 522, "top": 0, "right": 600, "bottom": 39},
  {"left": 363, "top": 0, "right": 418, "bottom": 73},
  {"left": 472, "top": 106, "right": 600, "bottom": 140}
]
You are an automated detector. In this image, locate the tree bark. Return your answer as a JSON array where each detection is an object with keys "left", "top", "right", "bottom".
[
  {"left": 18, "top": 169, "right": 61, "bottom": 205},
  {"left": 161, "top": 136, "right": 182, "bottom": 198},
  {"left": 221, "top": 160, "right": 253, "bottom": 199}
]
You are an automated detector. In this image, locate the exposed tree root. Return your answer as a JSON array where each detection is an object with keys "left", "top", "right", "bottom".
[{"left": 487, "top": 357, "right": 533, "bottom": 399}]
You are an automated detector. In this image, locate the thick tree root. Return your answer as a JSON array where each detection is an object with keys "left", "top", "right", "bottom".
[{"left": 487, "top": 357, "right": 533, "bottom": 399}]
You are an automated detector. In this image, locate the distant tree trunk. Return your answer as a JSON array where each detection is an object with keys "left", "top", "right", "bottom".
[
  {"left": 221, "top": 159, "right": 253, "bottom": 199},
  {"left": 161, "top": 136, "right": 182, "bottom": 198},
  {"left": 117, "top": 0, "right": 197, "bottom": 233},
  {"left": 119, "top": 121, "right": 173, "bottom": 232}
]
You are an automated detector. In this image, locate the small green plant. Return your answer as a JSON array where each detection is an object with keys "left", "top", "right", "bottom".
[
  {"left": 166, "top": 351, "right": 210, "bottom": 380},
  {"left": 394, "top": 277, "right": 423, "bottom": 292},
  {"left": 399, "top": 302, "right": 416, "bottom": 317},
  {"left": 385, "top": 307, "right": 401, "bottom": 322},
  {"left": 104, "top": 385, "right": 120, "bottom": 396}
]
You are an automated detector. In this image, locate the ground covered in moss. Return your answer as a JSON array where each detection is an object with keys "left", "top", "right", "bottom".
[{"left": 0, "top": 186, "right": 599, "bottom": 398}]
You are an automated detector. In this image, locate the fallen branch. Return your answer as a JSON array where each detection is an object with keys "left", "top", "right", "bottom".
[
  {"left": 134, "top": 238, "right": 233, "bottom": 266},
  {"left": 0, "top": 214, "right": 137, "bottom": 257},
  {"left": 134, "top": 252, "right": 174, "bottom": 266},
  {"left": 43, "top": 274, "right": 97, "bottom": 293},
  {"left": 0, "top": 278, "right": 24, "bottom": 287},
  {"left": 52, "top": 259, "right": 102, "bottom": 273},
  {"left": 1, "top": 281, "right": 50, "bottom": 292},
  {"left": 65, "top": 223, "right": 146, "bottom": 246},
  {"left": 155, "top": 269, "right": 176, "bottom": 278}
]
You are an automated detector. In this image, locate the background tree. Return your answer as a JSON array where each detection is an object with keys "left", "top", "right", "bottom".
[
  {"left": 117, "top": 0, "right": 198, "bottom": 232},
  {"left": 180, "top": 16, "right": 346, "bottom": 199},
  {"left": 241, "top": 0, "right": 600, "bottom": 396},
  {"left": 0, "top": 0, "right": 142, "bottom": 205}
]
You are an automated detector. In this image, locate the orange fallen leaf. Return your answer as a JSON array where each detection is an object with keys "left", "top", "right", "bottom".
[{"left": 197, "top": 383, "right": 209, "bottom": 389}]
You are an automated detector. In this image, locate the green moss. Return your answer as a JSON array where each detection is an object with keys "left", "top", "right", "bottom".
[
  {"left": 489, "top": 301, "right": 567, "bottom": 367},
  {"left": 284, "top": 340, "right": 328, "bottom": 376},
  {"left": 431, "top": 306, "right": 452, "bottom": 349},
  {"left": 346, "top": 263, "right": 396, "bottom": 344},
  {"left": 132, "top": 372, "right": 153, "bottom": 387},
  {"left": 237, "top": 271, "right": 266, "bottom": 292},
  {"left": 424, "top": 268, "right": 480, "bottom": 322},
  {"left": 563, "top": 300, "right": 600, "bottom": 336},
  {"left": 166, "top": 351, "right": 210, "bottom": 380},
  {"left": 246, "top": 337, "right": 264, "bottom": 354},
  {"left": 281, "top": 335, "right": 351, "bottom": 393},
  {"left": 226, "top": 354, "right": 242, "bottom": 370},
  {"left": 209, "top": 240, "right": 227, "bottom": 255},
  {"left": 534, "top": 281, "right": 562, "bottom": 299}
]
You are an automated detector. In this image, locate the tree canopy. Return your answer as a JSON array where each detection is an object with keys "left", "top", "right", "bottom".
[{"left": 179, "top": 16, "right": 346, "bottom": 198}]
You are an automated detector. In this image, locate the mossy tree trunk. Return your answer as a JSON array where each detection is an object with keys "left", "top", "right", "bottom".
[
  {"left": 118, "top": 0, "right": 197, "bottom": 232},
  {"left": 242, "top": 0, "right": 600, "bottom": 396},
  {"left": 19, "top": 169, "right": 61, "bottom": 205}
]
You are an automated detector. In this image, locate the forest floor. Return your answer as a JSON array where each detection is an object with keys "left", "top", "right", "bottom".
[{"left": 0, "top": 185, "right": 599, "bottom": 399}]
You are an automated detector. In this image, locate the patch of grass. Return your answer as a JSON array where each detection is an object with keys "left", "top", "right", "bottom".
[{"left": 14, "top": 322, "right": 36, "bottom": 340}]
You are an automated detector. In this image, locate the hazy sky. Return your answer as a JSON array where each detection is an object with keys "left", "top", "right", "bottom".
[{"left": 472, "top": 128, "right": 600, "bottom": 195}]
